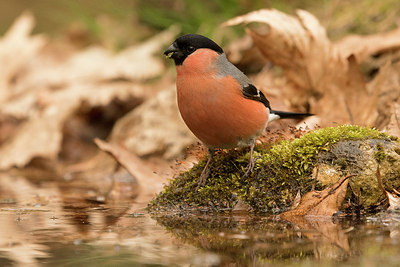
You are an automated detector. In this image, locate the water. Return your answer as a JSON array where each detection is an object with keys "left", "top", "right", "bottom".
[{"left": 1, "top": 195, "right": 400, "bottom": 266}]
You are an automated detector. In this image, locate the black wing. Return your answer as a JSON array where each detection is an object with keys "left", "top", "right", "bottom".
[{"left": 242, "top": 84, "right": 270, "bottom": 109}]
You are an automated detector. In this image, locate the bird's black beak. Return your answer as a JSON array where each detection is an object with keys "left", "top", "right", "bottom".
[{"left": 164, "top": 42, "right": 179, "bottom": 59}]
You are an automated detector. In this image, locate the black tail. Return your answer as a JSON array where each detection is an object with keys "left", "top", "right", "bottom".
[{"left": 269, "top": 110, "right": 313, "bottom": 121}]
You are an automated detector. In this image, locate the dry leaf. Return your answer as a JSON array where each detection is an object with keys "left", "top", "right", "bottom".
[
  {"left": 109, "top": 87, "right": 196, "bottom": 159},
  {"left": 94, "top": 138, "right": 164, "bottom": 201},
  {"left": 371, "top": 61, "right": 400, "bottom": 136},
  {"left": 290, "top": 190, "right": 301, "bottom": 210},
  {"left": 335, "top": 27, "right": 400, "bottom": 63},
  {"left": 13, "top": 26, "right": 179, "bottom": 92},
  {"left": 0, "top": 83, "right": 144, "bottom": 169},
  {"left": 281, "top": 175, "right": 351, "bottom": 218},
  {"left": 0, "top": 106, "right": 69, "bottom": 169},
  {"left": 0, "top": 13, "right": 178, "bottom": 169},
  {"left": 100, "top": 26, "right": 180, "bottom": 81},
  {"left": 223, "top": 9, "right": 400, "bottom": 127},
  {"left": 232, "top": 199, "right": 250, "bottom": 213},
  {"left": 0, "top": 12, "right": 46, "bottom": 102},
  {"left": 223, "top": 9, "right": 333, "bottom": 93},
  {"left": 383, "top": 102, "right": 400, "bottom": 137},
  {"left": 387, "top": 191, "right": 400, "bottom": 210},
  {"left": 376, "top": 164, "right": 400, "bottom": 210}
]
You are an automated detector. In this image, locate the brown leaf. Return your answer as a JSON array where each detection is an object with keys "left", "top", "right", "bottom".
[
  {"left": 372, "top": 62, "right": 400, "bottom": 135},
  {"left": 94, "top": 138, "right": 165, "bottom": 201},
  {"left": 335, "top": 27, "right": 400, "bottom": 63},
  {"left": 290, "top": 190, "right": 301, "bottom": 210},
  {"left": 0, "top": 12, "right": 46, "bottom": 102},
  {"left": 281, "top": 175, "right": 351, "bottom": 218},
  {"left": 0, "top": 108, "right": 67, "bottom": 169},
  {"left": 0, "top": 13, "right": 181, "bottom": 169},
  {"left": 232, "top": 199, "right": 250, "bottom": 213},
  {"left": 223, "top": 9, "right": 333, "bottom": 92},
  {"left": 100, "top": 26, "right": 180, "bottom": 81},
  {"left": 383, "top": 101, "right": 400, "bottom": 137},
  {"left": 109, "top": 87, "right": 196, "bottom": 159},
  {"left": 0, "top": 83, "right": 144, "bottom": 170},
  {"left": 387, "top": 191, "right": 400, "bottom": 210},
  {"left": 376, "top": 164, "right": 400, "bottom": 210},
  {"left": 14, "top": 26, "right": 179, "bottom": 91},
  {"left": 223, "top": 9, "right": 400, "bottom": 127}
]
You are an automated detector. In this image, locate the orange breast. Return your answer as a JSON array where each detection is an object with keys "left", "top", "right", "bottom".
[{"left": 176, "top": 50, "right": 269, "bottom": 148}]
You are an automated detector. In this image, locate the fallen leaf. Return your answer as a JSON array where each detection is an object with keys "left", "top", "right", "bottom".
[
  {"left": 0, "top": 13, "right": 179, "bottom": 169},
  {"left": 369, "top": 60, "right": 400, "bottom": 137},
  {"left": 100, "top": 25, "right": 180, "bottom": 81},
  {"left": 0, "top": 82, "right": 144, "bottom": 169},
  {"left": 223, "top": 9, "right": 333, "bottom": 93},
  {"left": 109, "top": 87, "right": 196, "bottom": 159},
  {"left": 232, "top": 199, "right": 250, "bottom": 213},
  {"left": 94, "top": 138, "right": 165, "bottom": 201},
  {"left": 382, "top": 102, "right": 400, "bottom": 138},
  {"left": 290, "top": 190, "right": 301, "bottom": 210},
  {"left": 376, "top": 164, "right": 400, "bottom": 210},
  {"left": 223, "top": 9, "right": 400, "bottom": 127},
  {"left": 387, "top": 191, "right": 400, "bottom": 210},
  {"left": 281, "top": 175, "right": 351, "bottom": 218},
  {"left": 13, "top": 26, "right": 179, "bottom": 92},
  {"left": 335, "top": 27, "right": 400, "bottom": 63},
  {"left": 0, "top": 106, "right": 68, "bottom": 169},
  {"left": 0, "top": 12, "right": 46, "bottom": 103}
]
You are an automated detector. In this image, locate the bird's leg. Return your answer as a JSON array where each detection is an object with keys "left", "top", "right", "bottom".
[
  {"left": 244, "top": 140, "right": 258, "bottom": 177},
  {"left": 197, "top": 148, "right": 215, "bottom": 189}
]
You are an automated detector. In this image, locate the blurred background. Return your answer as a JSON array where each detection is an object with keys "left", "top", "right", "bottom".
[{"left": 1, "top": 0, "right": 399, "bottom": 49}]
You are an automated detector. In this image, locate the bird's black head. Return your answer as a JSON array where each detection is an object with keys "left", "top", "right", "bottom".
[{"left": 164, "top": 34, "right": 223, "bottom": 65}]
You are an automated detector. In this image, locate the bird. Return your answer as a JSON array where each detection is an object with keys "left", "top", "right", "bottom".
[{"left": 164, "top": 34, "right": 312, "bottom": 188}]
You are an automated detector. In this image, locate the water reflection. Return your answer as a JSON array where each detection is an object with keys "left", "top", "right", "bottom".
[
  {"left": 152, "top": 213, "right": 349, "bottom": 265},
  {"left": 152, "top": 212, "right": 400, "bottom": 266},
  {"left": 0, "top": 174, "right": 400, "bottom": 266}
]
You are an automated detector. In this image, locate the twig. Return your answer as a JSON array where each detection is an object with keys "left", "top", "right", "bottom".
[
  {"left": 376, "top": 165, "right": 386, "bottom": 195},
  {"left": 328, "top": 174, "right": 355, "bottom": 195}
]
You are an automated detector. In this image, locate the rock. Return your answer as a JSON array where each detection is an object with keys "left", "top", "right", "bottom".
[{"left": 316, "top": 139, "right": 400, "bottom": 207}]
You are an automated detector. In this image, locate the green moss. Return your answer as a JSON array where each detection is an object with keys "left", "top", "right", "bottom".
[
  {"left": 148, "top": 125, "right": 392, "bottom": 213},
  {"left": 374, "top": 143, "right": 387, "bottom": 163}
]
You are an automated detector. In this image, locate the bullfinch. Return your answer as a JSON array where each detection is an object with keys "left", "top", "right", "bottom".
[{"left": 164, "top": 34, "right": 312, "bottom": 188}]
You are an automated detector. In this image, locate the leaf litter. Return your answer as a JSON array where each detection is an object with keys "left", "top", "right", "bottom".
[{"left": 224, "top": 9, "right": 400, "bottom": 127}]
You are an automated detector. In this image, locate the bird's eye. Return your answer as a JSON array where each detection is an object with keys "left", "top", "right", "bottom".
[{"left": 187, "top": 46, "right": 196, "bottom": 53}]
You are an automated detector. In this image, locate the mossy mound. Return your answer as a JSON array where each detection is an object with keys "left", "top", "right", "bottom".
[{"left": 148, "top": 125, "right": 398, "bottom": 213}]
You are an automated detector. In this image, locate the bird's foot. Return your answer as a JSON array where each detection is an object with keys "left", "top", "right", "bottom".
[
  {"left": 196, "top": 166, "right": 210, "bottom": 190},
  {"left": 196, "top": 148, "right": 215, "bottom": 190},
  {"left": 243, "top": 155, "right": 260, "bottom": 177}
]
